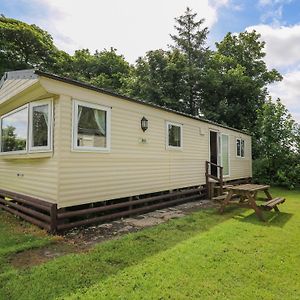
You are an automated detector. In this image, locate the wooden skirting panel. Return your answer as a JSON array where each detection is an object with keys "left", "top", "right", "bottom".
[
  {"left": 0, "top": 189, "right": 57, "bottom": 232},
  {"left": 0, "top": 185, "right": 206, "bottom": 233}
]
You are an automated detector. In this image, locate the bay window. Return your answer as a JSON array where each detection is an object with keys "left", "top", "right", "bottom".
[
  {"left": 0, "top": 106, "right": 28, "bottom": 153},
  {"left": 0, "top": 99, "right": 53, "bottom": 154},
  {"left": 29, "top": 100, "right": 52, "bottom": 151}
]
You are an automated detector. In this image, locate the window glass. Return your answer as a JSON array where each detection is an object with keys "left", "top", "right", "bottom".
[
  {"left": 236, "top": 139, "right": 241, "bottom": 157},
  {"left": 32, "top": 104, "right": 49, "bottom": 147},
  {"left": 1, "top": 107, "right": 28, "bottom": 153},
  {"left": 241, "top": 139, "right": 245, "bottom": 157},
  {"left": 221, "top": 134, "right": 229, "bottom": 176},
  {"left": 168, "top": 123, "right": 181, "bottom": 147},
  {"left": 77, "top": 105, "right": 107, "bottom": 148}
]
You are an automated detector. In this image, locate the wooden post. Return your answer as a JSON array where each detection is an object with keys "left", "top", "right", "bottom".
[
  {"left": 205, "top": 161, "right": 210, "bottom": 199},
  {"left": 129, "top": 196, "right": 133, "bottom": 212},
  {"left": 219, "top": 166, "right": 223, "bottom": 196},
  {"left": 50, "top": 204, "right": 58, "bottom": 233}
]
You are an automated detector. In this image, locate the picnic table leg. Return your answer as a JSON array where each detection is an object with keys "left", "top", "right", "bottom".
[
  {"left": 264, "top": 189, "right": 280, "bottom": 211},
  {"left": 246, "top": 191, "right": 265, "bottom": 222},
  {"left": 264, "top": 189, "right": 272, "bottom": 200},
  {"left": 219, "top": 190, "right": 234, "bottom": 214},
  {"left": 239, "top": 195, "right": 246, "bottom": 203}
]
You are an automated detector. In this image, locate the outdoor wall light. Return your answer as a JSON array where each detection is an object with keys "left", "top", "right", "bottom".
[{"left": 141, "top": 116, "right": 148, "bottom": 132}]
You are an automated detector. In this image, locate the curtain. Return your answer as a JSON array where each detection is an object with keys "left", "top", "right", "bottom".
[
  {"left": 78, "top": 106, "right": 83, "bottom": 124},
  {"left": 34, "top": 105, "right": 48, "bottom": 126},
  {"left": 41, "top": 105, "right": 48, "bottom": 126},
  {"left": 93, "top": 109, "right": 106, "bottom": 135}
]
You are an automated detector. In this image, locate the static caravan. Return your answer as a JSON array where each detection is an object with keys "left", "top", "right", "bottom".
[{"left": 0, "top": 70, "right": 252, "bottom": 231}]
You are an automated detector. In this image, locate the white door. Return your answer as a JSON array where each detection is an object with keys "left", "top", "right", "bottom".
[{"left": 221, "top": 134, "right": 229, "bottom": 177}]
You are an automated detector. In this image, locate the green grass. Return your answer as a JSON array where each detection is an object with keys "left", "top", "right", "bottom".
[
  {"left": 0, "top": 212, "right": 52, "bottom": 294},
  {"left": 0, "top": 187, "right": 300, "bottom": 299}
]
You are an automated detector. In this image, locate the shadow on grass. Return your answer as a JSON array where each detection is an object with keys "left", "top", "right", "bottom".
[{"left": 234, "top": 211, "right": 293, "bottom": 227}]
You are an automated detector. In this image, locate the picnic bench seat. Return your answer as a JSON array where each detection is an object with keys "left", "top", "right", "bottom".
[{"left": 261, "top": 197, "right": 285, "bottom": 211}]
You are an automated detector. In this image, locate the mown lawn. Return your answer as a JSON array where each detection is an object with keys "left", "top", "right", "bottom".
[{"left": 0, "top": 187, "right": 299, "bottom": 300}]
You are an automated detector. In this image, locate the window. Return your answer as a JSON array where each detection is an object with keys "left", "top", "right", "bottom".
[
  {"left": 166, "top": 121, "right": 182, "bottom": 149},
  {"left": 0, "top": 106, "right": 28, "bottom": 153},
  {"left": 29, "top": 100, "right": 52, "bottom": 151},
  {"left": 241, "top": 139, "right": 245, "bottom": 157},
  {"left": 236, "top": 138, "right": 245, "bottom": 158},
  {"left": 0, "top": 99, "right": 53, "bottom": 154},
  {"left": 73, "top": 100, "right": 111, "bottom": 151},
  {"left": 221, "top": 134, "right": 229, "bottom": 176}
]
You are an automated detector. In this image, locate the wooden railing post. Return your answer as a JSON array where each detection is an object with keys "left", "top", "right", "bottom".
[
  {"left": 205, "top": 161, "right": 210, "bottom": 199},
  {"left": 205, "top": 161, "right": 225, "bottom": 200},
  {"left": 219, "top": 166, "right": 223, "bottom": 196}
]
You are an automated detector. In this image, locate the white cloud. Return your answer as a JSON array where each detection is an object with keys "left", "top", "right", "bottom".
[
  {"left": 258, "top": 0, "right": 292, "bottom": 6},
  {"left": 246, "top": 24, "right": 300, "bottom": 69},
  {"left": 258, "top": 0, "right": 293, "bottom": 25},
  {"left": 259, "top": 0, "right": 273, "bottom": 5},
  {"left": 269, "top": 67, "right": 300, "bottom": 122},
  {"left": 29, "top": 0, "right": 228, "bottom": 63}
]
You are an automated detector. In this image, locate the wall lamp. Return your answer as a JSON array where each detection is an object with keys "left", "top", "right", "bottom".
[{"left": 141, "top": 116, "right": 148, "bottom": 132}]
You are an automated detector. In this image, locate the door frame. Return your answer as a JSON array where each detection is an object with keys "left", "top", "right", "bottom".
[
  {"left": 208, "top": 129, "right": 220, "bottom": 176},
  {"left": 208, "top": 130, "right": 230, "bottom": 178}
]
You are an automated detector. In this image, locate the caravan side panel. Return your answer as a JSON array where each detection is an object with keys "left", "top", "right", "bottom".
[{"left": 42, "top": 79, "right": 252, "bottom": 208}]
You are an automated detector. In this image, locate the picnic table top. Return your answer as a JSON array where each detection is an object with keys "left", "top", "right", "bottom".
[{"left": 228, "top": 184, "right": 270, "bottom": 192}]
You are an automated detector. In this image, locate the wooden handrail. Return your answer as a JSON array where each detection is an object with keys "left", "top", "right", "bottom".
[
  {"left": 205, "top": 161, "right": 224, "bottom": 198},
  {"left": 206, "top": 161, "right": 223, "bottom": 169}
]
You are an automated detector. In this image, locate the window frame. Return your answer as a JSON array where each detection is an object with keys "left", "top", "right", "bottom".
[
  {"left": 29, "top": 99, "right": 53, "bottom": 152},
  {"left": 0, "top": 104, "right": 29, "bottom": 155},
  {"left": 236, "top": 138, "right": 245, "bottom": 158},
  {"left": 0, "top": 100, "right": 54, "bottom": 156},
  {"left": 72, "top": 99, "right": 111, "bottom": 153},
  {"left": 166, "top": 121, "right": 183, "bottom": 150}
]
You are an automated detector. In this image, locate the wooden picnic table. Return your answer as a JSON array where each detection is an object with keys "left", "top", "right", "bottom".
[{"left": 219, "top": 184, "right": 284, "bottom": 221}]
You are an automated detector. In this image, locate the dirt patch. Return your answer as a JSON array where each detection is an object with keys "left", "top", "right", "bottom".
[
  {"left": 124, "top": 217, "right": 165, "bottom": 227},
  {"left": 63, "top": 199, "right": 216, "bottom": 247},
  {"left": 9, "top": 242, "right": 81, "bottom": 269},
  {"left": 9, "top": 199, "right": 217, "bottom": 269}
]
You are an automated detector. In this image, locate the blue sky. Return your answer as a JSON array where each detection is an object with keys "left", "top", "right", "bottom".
[{"left": 1, "top": 0, "right": 300, "bottom": 121}]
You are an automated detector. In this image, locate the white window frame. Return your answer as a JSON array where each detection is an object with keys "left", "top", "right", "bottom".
[
  {"left": 29, "top": 99, "right": 53, "bottom": 152},
  {"left": 72, "top": 99, "right": 111, "bottom": 152},
  {"left": 236, "top": 138, "right": 245, "bottom": 158},
  {"left": 221, "top": 133, "right": 230, "bottom": 177},
  {"left": 0, "top": 105, "right": 29, "bottom": 155},
  {"left": 166, "top": 121, "right": 183, "bottom": 150}
]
